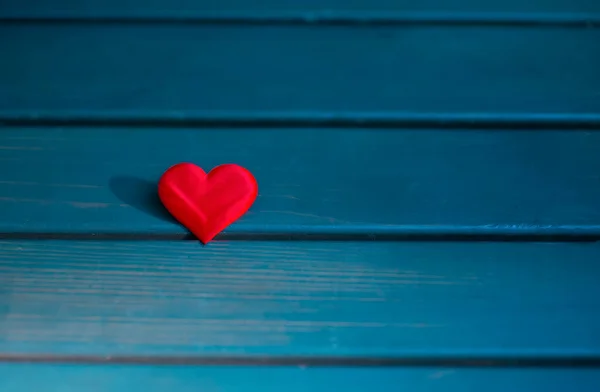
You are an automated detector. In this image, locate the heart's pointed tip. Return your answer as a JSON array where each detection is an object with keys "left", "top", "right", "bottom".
[{"left": 196, "top": 233, "right": 215, "bottom": 245}]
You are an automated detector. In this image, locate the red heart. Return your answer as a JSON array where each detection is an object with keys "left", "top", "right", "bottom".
[{"left": 158, "top": 163, "right": 258, "bottom": 244}]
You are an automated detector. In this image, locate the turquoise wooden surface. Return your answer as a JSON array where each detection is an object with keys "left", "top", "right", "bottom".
[
  {"left": 1, "top": 0, "right": 600, "bottom": 389},
  {"left": 1, "top": 25, "right": 599, "bottom": 122},
  {"left": 2, "top": 0, "right": 600, "bottom": 16},
  {"left": 1, "top": 240, "right": 599, "bottom": 356},
  {"left": 1, "top": 128, "right": 600, "bottom": 237},
  {"left": 2, "top": 365, "right": 600, "bottom": 392}
]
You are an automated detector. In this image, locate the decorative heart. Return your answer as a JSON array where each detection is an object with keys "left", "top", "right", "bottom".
[{"left": 158, "top": 163, "right": 258, "bottom": 244}]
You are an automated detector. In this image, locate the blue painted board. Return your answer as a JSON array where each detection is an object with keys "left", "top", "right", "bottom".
[
  {"left": 1, "top": 24, "right": 599, "bottom": 120},
  {"left": 1, "top": 0, "right": 599, "bottom": 17},
  {"left": 1, "top": 240, "right": 600, "bottom": 356},
  {"left": 1, "top": 365, "right": 600, "bottom": 392},
  {"left": 1, "top": 128, "right": 600, "bottom": 236}
]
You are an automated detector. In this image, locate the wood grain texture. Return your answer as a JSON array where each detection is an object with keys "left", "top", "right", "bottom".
[
  {"left": 1, "top": 365, "right": 599, "bottom": 392},
  {"left": 1, "top": 240, "right": 599, "bottom": 356},
  {"left": 1, "top": 128, "right": 600, "bottom": 236},
  {"left": 1, "top": 24, "right": 599, "bottom": 121},
  {"left": 1, "top": 0, "right": 599, "bottom": 17}
]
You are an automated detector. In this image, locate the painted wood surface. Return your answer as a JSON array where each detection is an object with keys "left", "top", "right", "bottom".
[
  {"left": 1, "top": 128, "right": 600, "bottom": 237},
  {"left": 1, "top": 365, "right": 599, "bottom": 392},
  {"left": 1, "top": 240, "right": 599, "bottom": 356},
  {"left": 2, "top": 0, "right": 599, "bottom": 388},
  {"left": 1, "top": 24, "right": 599, "bottom": 123},
  {"left": 1, "top": 0, "right": 599, "bottom": 18}
]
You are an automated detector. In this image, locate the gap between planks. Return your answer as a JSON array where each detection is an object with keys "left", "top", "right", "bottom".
[
  {"left": 0, "top": 12, "right": 600, "bottom": 27},
  {"left": 3, "top": 112, "right": 600, "bottom": 130}
]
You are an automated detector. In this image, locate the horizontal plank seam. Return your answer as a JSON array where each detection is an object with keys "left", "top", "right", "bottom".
[
  {"left": 1, "top": 232, "right": 600, "bottom": 242},
  {"left": 3, "top": 112, "right": 600, "bottom": 130},
  {"left": 2, "top": 354, "right": 600, "bottom": 368},
  {"left": 1, "top": 12, "right": 600, "bottom": 27}
]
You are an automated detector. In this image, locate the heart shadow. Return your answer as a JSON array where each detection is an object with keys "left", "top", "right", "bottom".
[{"left": 109, "top": 175, "right": 176, "bottom": 223}]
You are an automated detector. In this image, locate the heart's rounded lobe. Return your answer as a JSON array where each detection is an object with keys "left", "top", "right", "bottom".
[{"left": 158, "top": 163, "right": 258, "bottom": 244}]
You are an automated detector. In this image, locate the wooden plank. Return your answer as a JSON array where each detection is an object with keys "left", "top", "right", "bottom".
[
  {"left": 1, "top": 128, "right": 600, "bottom": 236},
  {"left": 1, "top": 0, "right": 599, "bottom": 17},
  {"left": 1, "top": 365, "right": 600, "bottom": 392},
  {"left": 1, "top": 24, "right": 599, "bottom": 120},
  {"left": 1, "top": 240, "right": 599, "bottom": 356}
]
